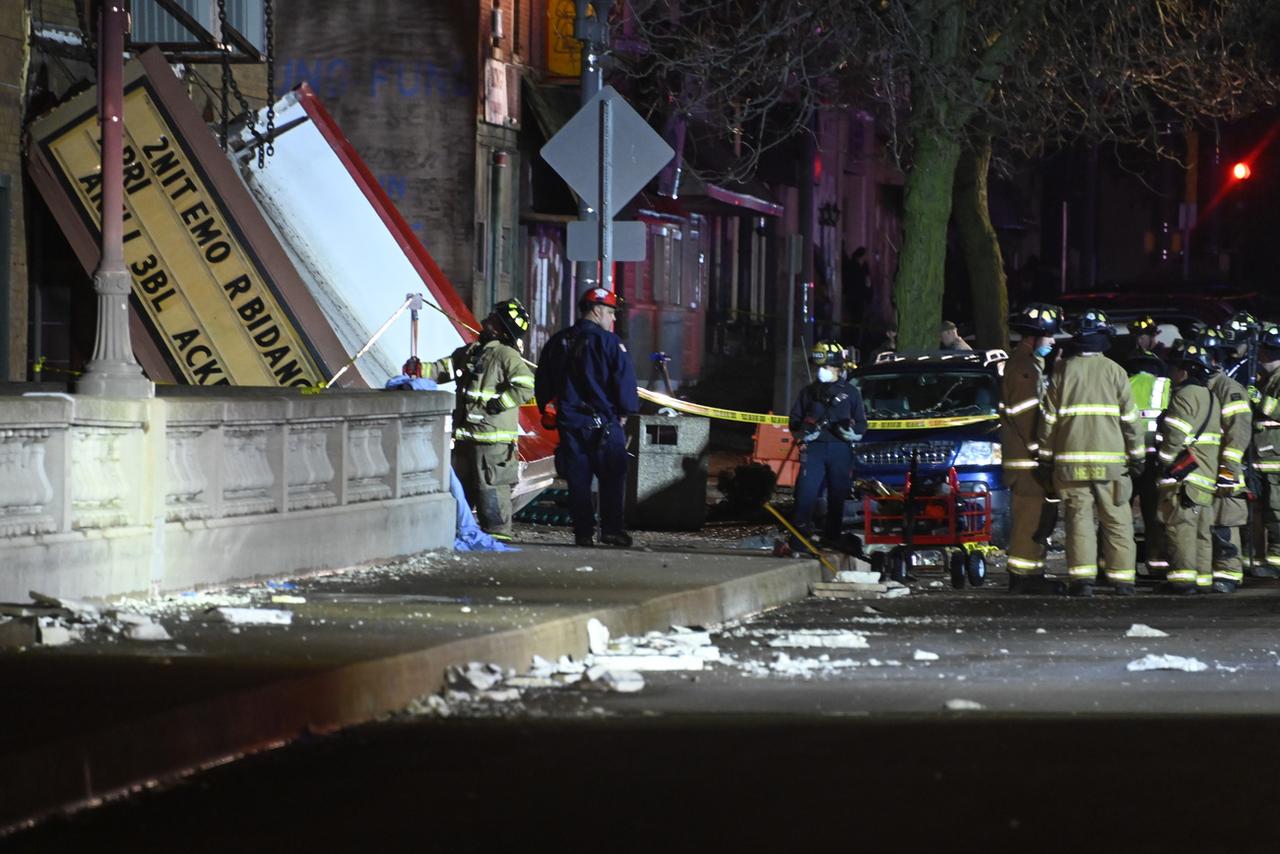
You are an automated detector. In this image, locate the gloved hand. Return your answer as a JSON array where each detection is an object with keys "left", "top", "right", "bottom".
[
  {"left": 833, "top": 419, "right": 862, "bottom": 443},
  {"left": 485, "top": 397, "right": 506, "bottom": 415},
  {"left": 1248, "top": 385, "right": 1262, "bottom": 405},
  {"left": 1217, "top": 467, "right": 1238, "bottom": 498},
  {"left": 801, "top": 430, "right": 823, "bottom": 444}
]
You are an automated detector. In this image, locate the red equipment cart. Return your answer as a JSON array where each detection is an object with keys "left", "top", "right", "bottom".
[{"left": 863, "top": 466, "right": 993, "bottom": 588}]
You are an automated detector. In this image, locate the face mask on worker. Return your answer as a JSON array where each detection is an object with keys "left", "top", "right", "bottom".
[
  {"left": 817, "top": 366, "right": 839, "bottom": 383},
  {"left": 1034, "top": 344, "right": 1054, "bottom": 357}
]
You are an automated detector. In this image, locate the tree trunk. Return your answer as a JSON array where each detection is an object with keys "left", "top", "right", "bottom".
[
  {"left": 953, "top": 136, "right": 1009, "bottom": 350},
  {"left": 892, "top": 133, "right": 962, "bottom": 351}
]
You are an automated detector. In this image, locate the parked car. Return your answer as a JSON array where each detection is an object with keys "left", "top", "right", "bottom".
[{"left": 846, "top": 349, "right": 1011, "bottom": 548}]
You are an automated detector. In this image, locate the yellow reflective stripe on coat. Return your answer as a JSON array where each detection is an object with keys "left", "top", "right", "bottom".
[
  {"left": 454, "top": 428, "right": 519, "bottom": 443},
  {"left": 1004, "top": 397, "right": 1039, "bottom": 416},
  {"left": 1254, "top": 460, "right": 1280, "bottom": 472},
  {"left": 1056, "top": 404, "right": 1122, "bottom": 417},
  {"left": 1003, "top": 459, "right": 1039, "bottom": 469},
  {"left": 1223, "top": 447, "right": 1245, "bottom": 463},
  {"left": 1222, "top": 400, "right": 1252, "bottom": 417},
  {"left": 1054, "top": 452, "right": 1125, "bottom": 463},
  {"left": 1164, "top": 416, "right": 1193, "bottom": 434},
  {"left": 1186, "top": 472, "right": 1218, "bottom": 491}
]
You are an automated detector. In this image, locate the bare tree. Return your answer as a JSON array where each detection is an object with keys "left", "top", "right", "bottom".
[{"left": 629, "top": 0, "right": 1280, "bottom": 350}]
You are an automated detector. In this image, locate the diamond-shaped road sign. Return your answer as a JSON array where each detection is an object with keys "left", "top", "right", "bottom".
[{"left": 541, "top": 86, "right": 675, "bottom": 214}]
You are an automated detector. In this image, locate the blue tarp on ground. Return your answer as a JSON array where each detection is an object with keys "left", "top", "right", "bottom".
[{"left": 386, "top": 374, "right": 516, "bottom": 552}]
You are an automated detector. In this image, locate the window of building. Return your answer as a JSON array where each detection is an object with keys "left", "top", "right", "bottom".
[{"left": 131, "top": 0, "right": 265, "bottom": 52}]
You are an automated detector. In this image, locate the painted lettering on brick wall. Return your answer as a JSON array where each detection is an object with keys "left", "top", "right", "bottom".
[
  {"left": 42, "top": 82, "right": 323, "bottom": 387},
  {"left": 274, "top": 57, "right": 473, "bottom": 100}
]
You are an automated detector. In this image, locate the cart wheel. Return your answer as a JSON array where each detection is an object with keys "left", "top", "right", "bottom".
[
  {"left": 887, "top": 550, "right": 909, "bottom": 584},
  {"left": 870, "top": 552, "right": 887, "bottom": 580},
  {"left": 948, "top": 551, "right": 966, "bottom": 589},
  {"left": 966, "top": 551, "right": 987, "bottom": 587}
]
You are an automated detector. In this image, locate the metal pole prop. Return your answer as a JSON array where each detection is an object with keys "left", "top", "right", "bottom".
[
  {"left": 572, "top": 0, "right": 607, "bottom": 313},
  {"left": 77, "top": 2, "right": 152, "bottom": 398},
  {"left": 599, "top": 96, "right": 613, "bottom": 292}
]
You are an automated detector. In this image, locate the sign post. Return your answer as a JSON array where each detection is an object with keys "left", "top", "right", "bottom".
[{"left": 541, "top": 86, "right": 674, "bottom": 273}]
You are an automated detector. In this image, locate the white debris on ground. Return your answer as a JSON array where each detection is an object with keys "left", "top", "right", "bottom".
[
  {"left": 207, "top": 607, "right": 293, "bottom": 626},
  {"left": 406, "top": 621, "right": 726, "bottom": 717},
  {"left": 1, "top": 549, "right": 450, "bottom": 651},
  {"left": 834, "top": 570, "right": 880, "bottom": 585},
  {"left": 1126, "top": 654, "right": 1208, "bottom": 673},
  {"left": 767, "top": 630, "right": 870, "bottom": 650},
  {"left": 0, "top": 592, "right": 173, "bottom": 649},
  {"left": 944, "top": 699, "right": 985, "bottom": 711},
  {"left": 913, "top": 649, "right": 940, "bottom": 661},
  {"left": 1125, "top": 623, "right": 1170, "bottom": 638}
]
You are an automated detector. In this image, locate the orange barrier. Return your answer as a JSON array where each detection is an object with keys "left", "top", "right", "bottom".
[{"left": 752, "top": 422, "right": 799, "bottom": 488}]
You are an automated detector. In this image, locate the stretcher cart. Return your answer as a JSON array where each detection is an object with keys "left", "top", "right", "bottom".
[{"left": 863, "top": 466, "right": 994, "bottom": 589}]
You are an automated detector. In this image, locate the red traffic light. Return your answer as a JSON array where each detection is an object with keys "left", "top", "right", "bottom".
[{"left": 1231, "top": 161, "right": 1252, "bottom": 181}]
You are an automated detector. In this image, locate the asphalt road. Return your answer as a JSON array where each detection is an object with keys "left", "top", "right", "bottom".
[{"left": 12, "top": 568, "right": 1280, "bottom": 852}]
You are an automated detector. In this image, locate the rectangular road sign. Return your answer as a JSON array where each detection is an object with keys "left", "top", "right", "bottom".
[{"left": 566, "top": 219, "right": 646, "bottom": 262}]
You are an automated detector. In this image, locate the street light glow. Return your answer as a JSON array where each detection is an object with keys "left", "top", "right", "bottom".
[{"left": 1232, "top": 161, "right": 1252, "bottom": 180}]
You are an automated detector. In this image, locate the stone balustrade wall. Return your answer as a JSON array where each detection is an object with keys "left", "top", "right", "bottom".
[{"left": 0, "top": 389, "right": 454, "bottom": 601}]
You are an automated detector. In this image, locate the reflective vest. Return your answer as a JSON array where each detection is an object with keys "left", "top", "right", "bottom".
[
  {"left": 1038, "top": 352, "right": 1144, "bottom": 481},
  {"left": 1129, "top": 371, "right": 1171, "bottom": 453},
  {"left": 428, "top": 338, "right": 535, "bottom": 444}
]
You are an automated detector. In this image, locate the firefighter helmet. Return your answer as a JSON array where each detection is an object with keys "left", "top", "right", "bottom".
[
  {"left": 810, "top": 340, "right": 846, "bottom": 367},
  {"left": 1068, "top": 308, "right": 1115, "bottom": 336},
  {"left": 489, "top": 298, "right": 531, "bottom": 342},
  {"left": 579, "top": 287, "right": 622, "bottom": 312},
  {"left": 1178, "top": 342, "right": 1213, "bottom": 381},
  {"left": 1198, "top": 326, "right": 1231, "bottom": 354},
  {"left": 1224, "top": 311, "right": 1259, "bottom": 343},
  {"left": 1010, "top": 303, "right": 1063, "bottom": 336},
  {"left": 1128, "top": 315, "right": 1158, "bottom": 338},
  {"left": 1260, "top": 322, "right": 1280, "bottom": 352}
]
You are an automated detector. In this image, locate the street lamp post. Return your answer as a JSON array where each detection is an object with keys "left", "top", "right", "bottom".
[{"left": 76, "top": 2, "right": 153, "bottom": 398}]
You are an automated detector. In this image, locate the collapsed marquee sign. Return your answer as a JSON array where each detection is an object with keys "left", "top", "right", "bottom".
[
  {"left": 27, "top": 48, "right": 352, "bottom": 388},
  {"left": 27, "top": 48, "right": 557, "bottom": 499}
]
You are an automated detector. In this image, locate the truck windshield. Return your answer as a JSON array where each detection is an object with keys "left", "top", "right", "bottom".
[{"left": 854, "top": 371, "right": 999, "bottom": 419}]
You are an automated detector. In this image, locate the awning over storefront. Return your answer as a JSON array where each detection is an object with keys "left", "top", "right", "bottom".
[{"left": 680, "top": 171, "right": 784, "bottom": 218}]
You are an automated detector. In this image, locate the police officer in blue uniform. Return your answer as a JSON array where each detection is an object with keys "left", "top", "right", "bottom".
[
  {"left": 790, "top": 340, "right": 868, "bottom": 547},
  {"left": 535, "top": 287, "right": 641, "bottom": 548}
]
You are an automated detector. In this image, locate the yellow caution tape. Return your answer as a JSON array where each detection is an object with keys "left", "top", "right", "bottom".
[
  {"left": 638, "top": 388, "right": 788, "bottom": 425},
  {"left": 638, "top": 388, "right": 997, "bottom": 431},
  {"left": 864, "top": 415, "right": 997, "bottom": 430}
]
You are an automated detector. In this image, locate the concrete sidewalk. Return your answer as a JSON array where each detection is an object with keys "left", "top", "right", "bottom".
[{"left": 0, "top": 543, "right": 819, "bottom": 831}]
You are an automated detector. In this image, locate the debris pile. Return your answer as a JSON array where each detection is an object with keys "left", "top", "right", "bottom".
[
  {"left": 1126, "top": 654, "right": 1208, "bottom": 673},
  {"left": 0, "top": 592, "right": 173, "bottom": 649}
]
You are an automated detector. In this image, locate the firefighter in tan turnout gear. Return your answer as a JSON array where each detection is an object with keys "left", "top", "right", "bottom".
[
  {"left": 1252, "top": 323, "right": 1280, "bottom": 576},
  {"left": 428, "top": 299, "right": 535, "bottom": 539},
  {"left": 1155, "top": 343, "right": 1222, "bottom": 594},
  {"left": 1037, "top": 308, "right": 1144, "bottom": 597},
  {"left": 1200, "top": 328, "right": 1253, "bottom": 592},
  {"left": 1001, "top": 303, "right": 1066, "bottom": 594}
]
